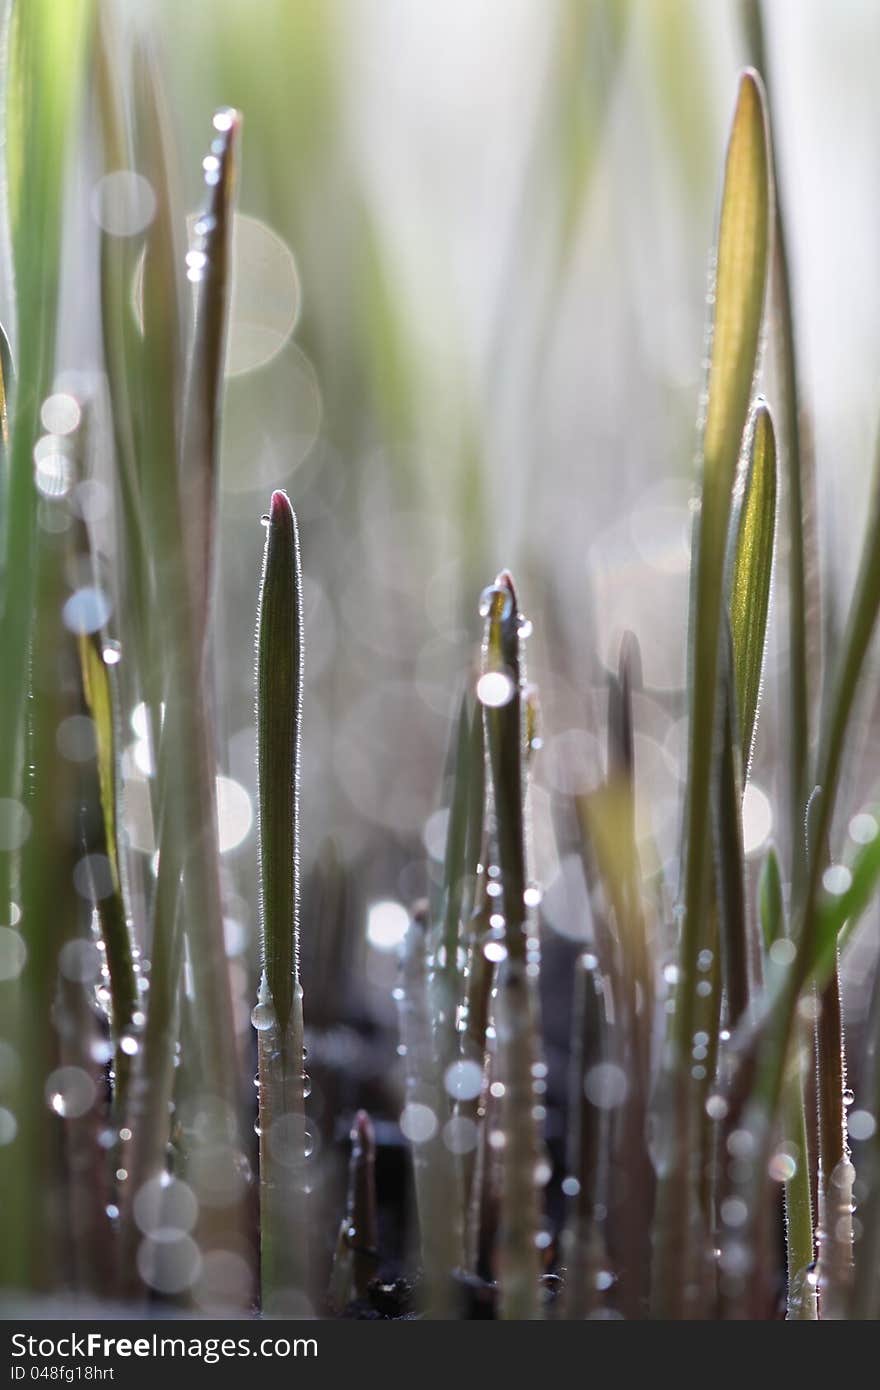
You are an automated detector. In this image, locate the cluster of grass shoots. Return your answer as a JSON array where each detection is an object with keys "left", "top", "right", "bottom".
[{"left": 1, "top": 0, "right": 880, "bottom": 1321}]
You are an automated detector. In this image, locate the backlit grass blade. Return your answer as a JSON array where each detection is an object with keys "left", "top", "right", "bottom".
[
  {"left": 78, "top": 631, "right": 137, "bottom": 1108},
  {"left": 0, "top": 0, "right": 94, "bottom": 983},
  {"left": 815, "top": 962, "right": 851, "bottom": 1317},
  {"left": 852, "top": 968, "right": 880, "bottom": 1318},
  {"left": 397, "top": 906, "right": 463, "bottom": 1315},
  {"left": 654, "top": 68, "right": 771, "bottom": 1317},
  {"left": 714, "top": 624, "right": 749, "bottom": 1027},
  {"left": 8, "top": 434, "right": 84, "bottom": 1288},
  {"left": 729, "top": 402, "right": 777, "bottom": 777},
  {"left": 434, "top": 694, "right": 474, "bottom": 1068},
  {"left": 480, "top": 571, "right": 543, "bottom": 1320},
  {"left": 122, "top": 51, "right": 247, "bottom": 1295},
  {"left": 255, "top": 489, "right": 308, "bottom": 1311},
  {"left": 758, "top": 847, "right": 816, "bottom": 1318},
  {"left": 560, "top": 953, "right": 609, "bottom": 1319},
  {"left": 182, "top": 107, "right": 241, "bottom": 639},
  {"left": 742, "top": 0, "right": 813, "bottom": 871},
  {"left": 328, "top": 1110, "right": 378, "bottom": 1312}
]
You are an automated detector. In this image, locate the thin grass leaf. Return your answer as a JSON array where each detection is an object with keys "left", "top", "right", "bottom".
[
  {"left": 815, "top": 963, "right": 852, "bottom": 1316},
  {"left": 122, "top": 68, "right": 247, "bottom": 1295},
  {"left": 714, "top": 623, "right": 749, "bottom": 1026},
  {"left": 851, "top": 967, "right": 880, "bottom": 1318},
  {"left": 434, "top": 694, "right": 474, "bottom": 1068},
  {"left": 0, "top": 0, "right": 94, "bottom": 998},
  {"left": 654, "top": 68, "right": 771, "bottom": 1317},
  {"left": 679, "top": 66, "right": 771, "bottom": 1049},
  {"left": 327, "top": 1110, "right": 378, "bottom": 1312},
  {"left": 741, "top": 0, "right": 814, "bottom": 868},
  {"left": 255, "top": 488, "right": 308, "bottom": 1311},
  {"left": 480, "top": 571, "right": 543, "bottom": 1320},
  {"left": 811, "top": 813, "right": 880, "bottom": 988},
  {"left": 78, "top": 632, "right": 137, "bottom": 1105},
  {"left": 10, "top": 432, "right": 85, "bottom": 1287},
  {"left": 759, "top": 847, "right": 816, "bottom": 1318},
  {"left": 256, "top": 491, "right": 303, "bottom": 1040},
  {"left": 560, "top": 953, "right": 610, "bottom": 1319},
  {"left": 729, "top": 402, "right": 777, "bottom": 776},
  {"left": 397, "top": 905, "right": 463, "bottom": 1314},
  {"left": 759, "top": 843, "right": 783, "bottom": 953},
  {"left": 182, "top": 107, "right": 241, "bottom": 639}
]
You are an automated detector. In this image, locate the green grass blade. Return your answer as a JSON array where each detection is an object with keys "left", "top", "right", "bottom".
[
  {"left": 327, "top": 1110, "right": 379, "bottom": 1313},
  {"left": 680, "top": 66, "right": 770, "bottom": 1046},
  {"left": 730, "top": 402, "right": 777, "bottom": 777},
  {"left": 741, "top": 0, "right": 813, "bottom": 875},
  {"left": 480, "top": 571, "right": 543, "bottom": 1319},
  {"left": 434, "top": 694, "right": 474, "bottom": 1066},
  {"left": 809, "top": 813, "right": 880, "bottom": 987},
  {"left": 714, "top": 624, "right": 749, "bottom": 1027},
  {"left": 7, "top": 423, "right": 88, "bottom": 1288},
  {"left": 255, "top": 489, "right": 308, "bottom": 1310},
  {"left": 759, "top": 846, "right": 816, "bottom": 1318},
  {"left": 758, "top": 844, "right": 783, "bottom": 953},
  {"left": 182, "top": 107, "right": 241, "bottom": 638},
  {"left": 256, "top": 491, "right": 303, "bottom": 1038},
  {"left": 78, "top": 633, "right": 137, "bottom": 1108},
  {"left": 397, "top": 906, "right": 463, "bottom": 1314},
  {"left": 654, "top": 69, "right": 771, "bottom": 1317},
  {"left": 0, "top": 0, "right": 94, "bottom": 971}
]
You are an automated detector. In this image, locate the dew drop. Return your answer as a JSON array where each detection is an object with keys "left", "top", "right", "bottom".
[
  {"left": 250, "top": 1002, "right": 275, "bottom": 1032},
  {"left": 476, "top": 670, "right": 515, "bottom": 708}
]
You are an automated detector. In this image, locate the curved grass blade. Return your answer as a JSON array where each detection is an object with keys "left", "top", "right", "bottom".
[
  {"left": 654, "top": 69, "right": 771, "bottom": 1317},
  {"left": 255, "top": 489, "right": 308, "bottom": 1311},
  {"left": 729, "top": 402, "right": 777, "bottom": 778},
  {"left": 742, "top": 0, "right": 814, "bottom": 879}
]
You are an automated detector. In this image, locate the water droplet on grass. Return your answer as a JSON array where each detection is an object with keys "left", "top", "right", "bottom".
[
  {"left": 476, "top": 670, "right": 515, "bottom": 708},
  {"left": 250, "top": 1002, "right": 275, "bottom": 1032}
]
